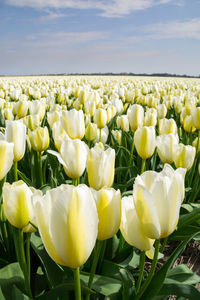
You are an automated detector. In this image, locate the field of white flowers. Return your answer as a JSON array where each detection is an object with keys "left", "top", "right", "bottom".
[{"left": 0, "top": 75, "right": 200, "bottom": 300}]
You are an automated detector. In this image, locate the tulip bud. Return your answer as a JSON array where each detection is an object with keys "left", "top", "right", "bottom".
[
  {"left": 159, "top": 118, "right": 178, "bottom": 135},
  {"left": 173, "top": 143, "right": 196, "bottom": 171},
  {"left": 116, "top": 115, "right": 129, "bottom": 132},
  {"left": 0, "top": 140, "right": 14, "bottom": 180},
  {"left": 3, "top": 181, "right": 34, "bottom": 229},
  {"left": 111, "top": 130, "right": 122, "bottom": 145},
  {"left": 48, "top": 139, "right": 88, "bottom": 179},
  {"left": 127, "top": 104, "right": 144, "bottom": 132},
  {"left": 93, "top": 108, "right": 107, "bottom": 129},
  {"left": 85, "top": 123, "right": 97, "bottom": 142},
  {"left": 192, "top": 107, "right": 200, "bottom": 130},
  {"left": 61, "top": 109, "right": 85, "bottom": 139},
  {"left": 23, "top": 114, "right": 41, "bottom": 131},
  {"left": 143, "top": 108, "right": 157, "bottom": 127},
  {"left": 120, "top": 196, "right": 154, "bottom": 251},
  {"left": 33, "top": 184, "right": 98, "bottom": 268},
  {"left": 5, "top": 120, "right": 26, "bottom": 162},
  {"left": 28, "top": 126, "right": 50, "bottom": 152},
  {"left": 88, "top": 146, "right": 115, "bottom": 190},
  {"left": 13, "top": 100, "right": 29, "bottom": 119},
  {"left": 52, "top": 121, "right": 70, "bottom": 151},
  {"left": 133, "top": 164, "right": 186, "bottom": 239},
  {"left": 92, "top": 187, "right": 121, "bottom": 240},
  {"left": 134, "top": 126, "right": 156, "bottom": 159},
  {"left": 156, "top": 133, "right": 179, "bottom": 164}
]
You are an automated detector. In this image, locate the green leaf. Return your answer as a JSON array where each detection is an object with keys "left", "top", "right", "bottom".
[
  {"left": 166, "top": 264, "right": 200, "bottom": 285},
  {"left": 170, "top": 225, "right": 200, "bottom": 241},
  {"left": 17, "top": 170, "right": 33, "bottom": 187},
  {"left": 141, "top": 232, "right": 200, "bottom": 300},
  {"left": 119, "top": 268, "right": 135, "bottom": 300},
  {"left": 31, "top": 233, "right": 68, "bottom": 288},
  {"left": 100, "top": 260, "right": 121, "bottom": 280},
  {"left": 178, "top": 207, "right": 200, "bottom": 229},
  {"left": 159, "top": 283, "right": 200, "bottom": 300},
  {"left": 80, "top": 271, "right": 121, "bottom": 296},
  {"left": 35, "top": 283, "right": 95, "bottom": 300},
  {"left": 0, "top": 262, "right": 26, "bottom": 299}
]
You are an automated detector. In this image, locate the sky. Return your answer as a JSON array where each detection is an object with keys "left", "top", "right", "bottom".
[{"left": 0, "top": 0, "right": 200, "bottom": 76}]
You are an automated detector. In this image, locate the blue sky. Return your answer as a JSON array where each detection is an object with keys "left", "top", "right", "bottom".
[{"left": 0, "top": 0, "right": 200, "bottom": 76}]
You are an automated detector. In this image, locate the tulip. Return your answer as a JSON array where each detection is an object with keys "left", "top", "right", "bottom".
[
  {"left": 48, "top": 138, "right": 88, "bottom": 179},
  {"left": 91, "top": 187, "right": 121, "bottom": 240},
  {"left": 159, "top": 118, "right": 177, "bottom": 135},
  {"left": 111, "top": 130, "right": 122, "bottom": 145},
  {"left": 5, "top": 120, "right": 26, "bottom": 162},
  {"left": 28, "top": 100, "right": 46, "bottom": 121},
  {"left": 13, "top": 100, "right": 29, "bottom": 119},
  {"left": 47, "top": 111, "right": 61, "bottom": 129},
  {"left": 127, "top": 104, "right": 144, "bottom": 132},
  {"left": 88, "top": 146, "right": 115, "bottom": 190},
  {"left": 0, "top": 140, "right": 14, "bottom": 180},
  {"left": 23, "top": 114, "right": 41, "bottom": 131},
  {"left": 173, "top": 143, "right": 196, "bottom": 171},
  {"left": 143, "top": 108, "right": 157, "bottom": 127},
  {"left": 33, "top": 184, "right": 98, "bottom": 269},
  {"left": 133, "top": 164, "right": 186, "bottom": 239},
  {"left": 156, "top": 103, "right": 167, "bottom": 119},
  {"left": 134, "top": 126, "right": 156, "bottom": 159},
  {"left": 192, "top": 107, "right": 200, "bottom": 130},
  {"left": 183, "top": 115, "right": 196, "bottom": 133},
  {"left": 93, "top": 108, "right": 107, "bottom": 129},
  {"left": 52, "top": 121, "right": 70, "bottom": 151},
  {"left": 62, "top": 109, "right": 85, "bottom": 139},
  {"left": 94, "top": 126, "right": 109, "bottom": 144},
  {"left": 116, "top": 115, "right": 129, "bottom": 132},
  {"left": 28, "top": 126, "right": 50, "bottom": 153},
  {"left": 156, "top": 133, "right": 179, "bottom": 164},
  {"left": 120, "top": 196, "right": 154, "bottom": 251},
  {"left": 3, "top": 181, "right": 35, "bottom": 229},
  {"left": 85, "top": 123, "right": 98, "bottom": 142}
]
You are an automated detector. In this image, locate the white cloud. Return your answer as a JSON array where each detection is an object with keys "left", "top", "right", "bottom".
[
  {"left": 4, "top": 0, "right": 178, "bottom": 18},
  {"left": 142, "top": 18, "right": 200, "bottom": 40}
]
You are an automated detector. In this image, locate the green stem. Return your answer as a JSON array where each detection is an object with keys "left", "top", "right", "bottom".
[
  {"left": 26, "top": 233, "right": 31, "bottom": 285},
  {"left": 72, "top": 178, "right": 79, "bottom": 186},
  {"left": 160, "top": 237, "right": 168, "bottom": 253},
  {"left": 73, "top": 267, "right": 81, "bottom": 300},
  {"left": 140, "top": 159, "right": 146, "bottom": 174},
  {"left": 124, "top": 136, "right": 134, "bottom": 182},
  {"left": 86, "top": 240, "right": 103, "bottom": 300},
  {"left": 13, "top": 228, "right": 32, "bottom": 298},
  {"left": 14, "top": 161, "right": 18, "bottom": 181},
  {"left": 135, "top": 251, "right": 145, "bottom": 294},
  {"left": 99, "top": 128, "right": 102, "bottom": 143},
  {"left": 135, "top": 239, "right": 160, "bottom": 300},
  {"left": 38, "top": 152, "right": 43, "bottom": 187}
]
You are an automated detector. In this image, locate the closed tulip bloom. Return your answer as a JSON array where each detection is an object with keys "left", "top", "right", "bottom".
[
  {"left": 48, "top": 139, "right": 88, "bottom": 179},
  {"left": 5, "top": 120, "right": 26, "bottom": 162},
  {"left": 29, "top": 100, "right": 46, "bottom": 121},
  {"left": 3, "top": 108, "right": 14, "bottom": 121},
  {"left": 93, "top": 108, "right": 107, "bottom": 129},
  {"left": 111, "top": 130, "right": 122, "bottom": 145},
  {"left": 94, "top": 126, "right": 109, "bottom": 144},
  {"left": 116, "top": 115, "right": 129, "bottom": 132},
  {"left": 133, "top": 164, "right": 186, "bottom": 239},
  {"left": 23, "top": 114, "right": 41, "bottom": 131},
  {"left": 134, "top": 126, "right": 156, "bottom": 159},
  {"left": 156, "top": 133, "right": 179, "bottom": 164},
  {"left": 183, "top": 115, "right": 196, "bottom": 133},
  {"left": 127, "top": 104, "right": 144, "bottom": 132},
  {"left": 28, "top": 126, "right": 50, "bottom": 152},
  {"left": 33, "top": 184, "right": 98, "bottom": 268},
  {"left": 85, "top": 123, "right": 97, "bottom": 142},
  {"left": 0, "top": 140, "right": 14, "bottom": 180},
  {"left": 159, "top": 118, "right": 178, "bottom": 135},
  {"left": 52, "top": 121, "right": 70, "bottom": 151},
  {"left": 192, "top": 107, "right": 200, "bottom": 129},
  {"left": 47, "top": 111, "right": 61, "bottom": 129},
  {"left": 13, "top": 100, "right": 29, "bottom": 119},
  {"left": 88, "top": 146, "right": 115, "bottom": 190},
  {"left": 62, "top": 109, "right": 85, "bottom": 139},
  {"left": 120, "top": 196, "right": 154, "bottom": 251},
  {"left": 143, "top": 108, "right": 157, "bottom": 127},
  {"left": 157, "top": 103, "right": 167, "bottom": 119},
  {"left": 174, "top": 143, "right": 196, "bottom": 171},
  {"left": 3, "top": 181, "right": 34, "bottom": 229},
  {"left": 91, "top": 187, "right": 121, "bottom": 240}
]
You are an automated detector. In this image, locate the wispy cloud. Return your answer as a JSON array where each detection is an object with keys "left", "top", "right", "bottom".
[
  {"left": 142, "top": 18, "right": 200, "bottom": 40},
  {"left": 4, "top": 0, "right": 180, "bottom": 18}
]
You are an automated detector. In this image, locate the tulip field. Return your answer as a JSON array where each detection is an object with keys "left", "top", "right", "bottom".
[{"left": 0, "top": 75, "right": 200, "bottom": 300}]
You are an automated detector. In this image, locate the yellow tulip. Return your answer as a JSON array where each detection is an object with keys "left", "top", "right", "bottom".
[
  {"left": 116, "top": 115, "right": 129, "bottom": 132},
  {"left": 133, "top": 164, "right": 186, "bottom": 239},
  {"left": 28, "top": 126, "right": 50, "bottom": 152},
  {"left": 33, "top": 184, "right": 98, "bottom": 268},
  {"left": 0, "top": 140, "right": 14, "bottom": 180},
  {"left": 134, "top": 126, "right": 156, "bottom": 159},
  {"left": 93, "top": 108, "right": 107, "bottom": 129},
  {"left": 156, "top": 133, "right": 179, "bottom": 164},
  {"left": 173, "top": 143, "right": 196, "bottom": 171},
  {"left": 62, "top": 109, "right": 85, "bottom": 139},
  {"left": 3, "top": 181, "right": 35, "bottom": 229},
  {"left": 192, "top": 107, "right": 200, "bottom": 130},
  {"left": 91, "top": 187, "right": 121, "bottom": 240},
  {"left": 120, "top": 196, "right": 154, "bottom": 251},
  {"left": 88, "top": 146, "right": 115, "bottom": 190},
  {"left": 5, "top": 120, "right": 26, "bottom": 162},
  {"left": 159, "top": 118, "right": 177, "bottom": 135},
  {"left": 127, "top": 104, "right": 144, "bottom": 132},
  {"left": 85, "top": 123, "right": 98, "bottom": 142}
]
